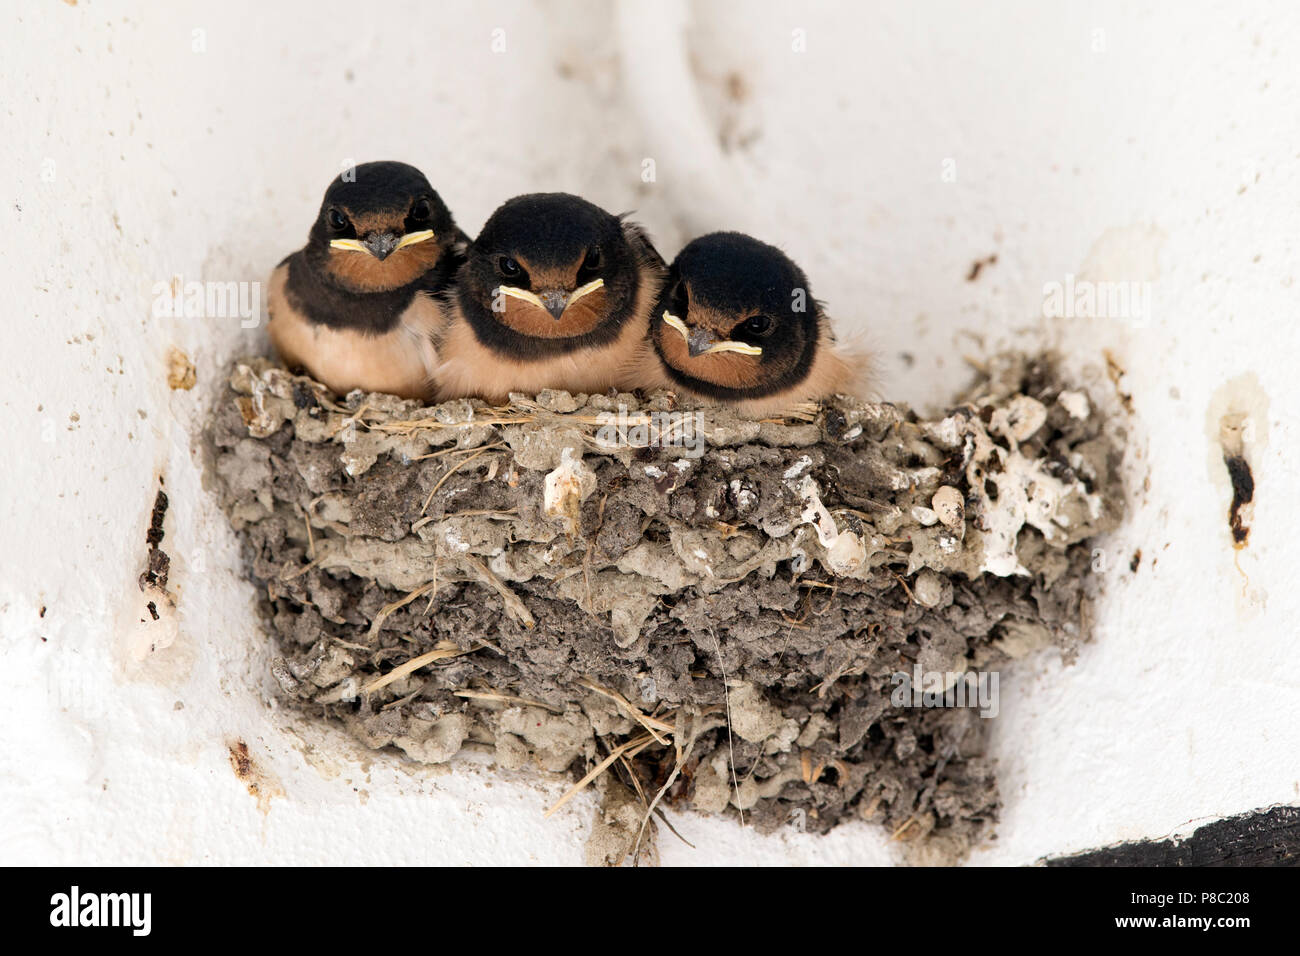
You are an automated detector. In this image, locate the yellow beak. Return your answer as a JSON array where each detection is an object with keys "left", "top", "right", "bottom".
[
  {"left": 329, "top": 229, "right": 436, "bottom": 253},
  {"left": 497, "top": 278, "right": 604, "bottom": 319},
  {"left": 497, "top": 286, "right": 546, "bottom": 310},
  {"left": 662, "top": 311, "right": 763, "bottom": 356},
  {"left": 396, "top": 229, "right": 435, "bottom": 249},
  {"left": 569, "top": 278, "right": 604, "bottom": 304}
]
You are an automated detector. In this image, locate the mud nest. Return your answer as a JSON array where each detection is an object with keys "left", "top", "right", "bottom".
[{"left": 210, "top": 353, "right": 1122, "bottom": 864}]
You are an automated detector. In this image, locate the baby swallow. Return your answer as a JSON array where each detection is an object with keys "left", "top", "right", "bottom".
[
  {"left": 267, "top": 161, "right": 468, "bottom": 400},
  {"left": 434, "top": 192, "right": 665, "bottom": 404},
  {"left": 623, "top": 232, "right": 866, "bottom": 416}
]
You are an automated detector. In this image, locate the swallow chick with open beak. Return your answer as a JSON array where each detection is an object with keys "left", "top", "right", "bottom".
[
  {"left": 623, "top": 232, "right": 867, "bottom": 416},
  {"left": 434, "top": 192, "right": 665, "bottom": 404},
  {"left": 267, "top": 161, "right": 468, "bottom": 400}
]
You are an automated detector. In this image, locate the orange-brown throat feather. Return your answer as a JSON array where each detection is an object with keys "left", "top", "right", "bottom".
[
  {"left": 326, "top": 235, "right": 444, "bottom": 292},
  {"left": 658, "top": 325, "right": 765, "bottom": 389},
  {"left": 496, "top": 286, "right": 608, "bottom": 338},
  {"left": 657, "top": 301, "right": 765, "bottom": 388}
]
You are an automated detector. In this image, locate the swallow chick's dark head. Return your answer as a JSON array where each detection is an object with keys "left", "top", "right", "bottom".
[
  {"left": 306, "top": 160, "right": 462, "bottom": 293},
  {"left": 651, "top": 231, "right": 823, "bottom": 402},
  {"left": 457, "top": 192, "right": 658, "bottom": 359}
]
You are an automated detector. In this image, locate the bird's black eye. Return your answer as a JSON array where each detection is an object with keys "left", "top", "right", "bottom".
[
  {"left": 582, "top": 246, "right": 602, "bottom": 271},
  {"left": 497, "top": 256, "right": 521, "bottom": 278},
  {"left": 326, "top": 207, "right": 348, "bottom": 231},
  {"left": 411, "top": 198, "right": 433, "bottom": 221},
  {"left": 742, "top": 314, "right": 774, "bottom": 337}
]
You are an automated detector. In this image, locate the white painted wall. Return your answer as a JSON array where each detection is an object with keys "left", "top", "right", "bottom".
[{"left": 2, "top": 0, "right": 1295, "bottom": 865}]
